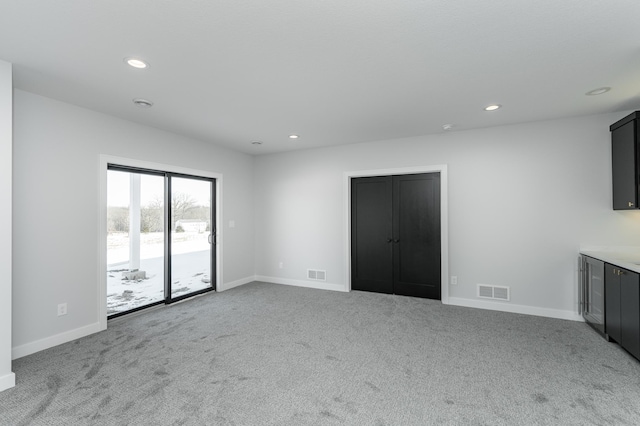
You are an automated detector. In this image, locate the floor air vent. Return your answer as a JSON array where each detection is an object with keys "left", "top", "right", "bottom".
[
  {"left": 307, "top": 269, "right": 326, "bottom": 281},
  {"left": 477, "top": 284, "right": 510, "bottom": 301}
]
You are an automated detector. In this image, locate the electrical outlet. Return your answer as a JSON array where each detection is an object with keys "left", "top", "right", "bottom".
[
  {"left": 451, "top": 276, "right": 458, "bottom": 285},
  {"left": 279, "top": 262, "right": 283, "bottom": 269},
  {"left": 57, "top": 303, "right": 67, "bottom": 316}
]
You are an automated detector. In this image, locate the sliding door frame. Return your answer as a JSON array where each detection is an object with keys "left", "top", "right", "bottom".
[{"left": 98, "top": 155, "right": 222, "bottom": 330}]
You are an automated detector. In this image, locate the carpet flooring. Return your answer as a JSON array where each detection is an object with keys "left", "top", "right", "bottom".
[{"left": 1, "top": 282, "right": 640, "bottom": 425}]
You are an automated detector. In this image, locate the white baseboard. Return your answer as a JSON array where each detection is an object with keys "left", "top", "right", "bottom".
[
  {"left": 219, "top": 276, "right": 255, "bottom": 292},
  {"left": 447, "top": 297, "right": 583, "bottom": 322},
  {"left": 12, "top": 277, "right": 255, "bottom": 360},
  {"left": 12, "top": 322, "right": 104, "bottom": 360},
  {"left": 255, "top": 275, "right": 347, "bottom": 292},
  {"left": 0, "top": 372, "right": 15, "bottom": 392}
]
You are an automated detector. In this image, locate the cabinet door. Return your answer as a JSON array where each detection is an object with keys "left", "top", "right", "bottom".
[
  {"left": 620, "top": 269, "right": 640, "bottom": 359},
  {"left": 605, "top": 264, "right": 621, "bottom": 342},
  {"left": 611, "top": 120, "right": 637, "bottom": 210}
]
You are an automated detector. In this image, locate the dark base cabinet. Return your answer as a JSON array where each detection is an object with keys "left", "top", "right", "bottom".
[
  {"left": 605, "top": 264, "right": 622, "bottom": 342},
  {"left": 621, "top": 271, "right": 640, "bottom": 359},
  {"left": 605, "top": 264, "right": 640, "bottom": 360}
]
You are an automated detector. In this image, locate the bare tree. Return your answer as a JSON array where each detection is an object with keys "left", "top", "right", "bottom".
[
  {"left": 117, "top": 193, "right": 203, "bottom": 233},
  {"left": 171, "top": 192, "right": 197, "bottom": 227},
  {"left": 140, "top": 202, "right": 163, "bottom": 233},
  {"left": 107, "top": 207, "right": 129, "bottom": 233}
]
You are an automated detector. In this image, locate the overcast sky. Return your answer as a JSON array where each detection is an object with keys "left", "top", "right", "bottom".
[{"left": 107, "top": 170, "right": 210, "bottom": 208}]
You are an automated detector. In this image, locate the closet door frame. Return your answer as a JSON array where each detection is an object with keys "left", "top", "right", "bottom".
[{"left": 344, "top": 165, "right": 449, "bottom": 304}]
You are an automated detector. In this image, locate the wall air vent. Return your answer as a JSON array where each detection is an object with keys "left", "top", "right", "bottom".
[
  {"left": 307, "top": 269, "right": 326, "bottom": 281},
  {"left": 477, "top": 284, "right": 510, "bottom": 301}
]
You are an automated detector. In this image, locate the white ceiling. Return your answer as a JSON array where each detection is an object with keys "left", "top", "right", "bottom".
[{"left": 1, "top": 0, "right": 639, "bottom": 155}]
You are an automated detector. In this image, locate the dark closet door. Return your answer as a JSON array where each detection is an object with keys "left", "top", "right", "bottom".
[
  {"left": 393, "top": 173, "right": 441, "bottom": 299},
  {"left": 351, "top": 173, "right": 441, "bottom": 300},
  {"left": 351, "top": 176, "right": 394, "bottom": 294}
]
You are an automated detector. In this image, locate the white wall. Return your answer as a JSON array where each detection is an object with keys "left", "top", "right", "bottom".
[
  {"left": 12, "top": 90, "right": 255, "bottom": 356},
  {"left": 9, "top": 85, "right": 640, "bottom": 361},
  {"left": 0, "top": 61, "right": 15, "bottom": 391},
  {"left": 254, "top": 112, "right": 640, "bottom": 319}
]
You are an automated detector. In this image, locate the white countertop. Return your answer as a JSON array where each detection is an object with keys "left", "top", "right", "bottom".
[{"left": 580, "top": 246, "right": 640, "bottom": 273}]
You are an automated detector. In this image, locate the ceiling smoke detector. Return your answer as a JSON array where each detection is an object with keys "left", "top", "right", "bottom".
[
  {"left": 133, "top": 98, "right": 153, "bottom": 108},
  {"left": 251, "top": 140, "right": 263, "bottom": 145},
  {"left": 586, "top": 87, "right": 611, "bottom": 96}
]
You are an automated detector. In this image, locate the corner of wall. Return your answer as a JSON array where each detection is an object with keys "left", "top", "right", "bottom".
[
  {"left": 0, "top": 59, "right": 14, "bottom": 391},
  {"left": 220, "top": 276, "right": 256, "bottom": 292},
  {"left": 0, "top": 372, "right": 15, "bottom": 393}
]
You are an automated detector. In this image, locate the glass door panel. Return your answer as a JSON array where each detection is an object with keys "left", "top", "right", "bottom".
[
  {"left": 170, "top": 176, "right": 213, "bottom": 299},
  {"left": 107, "top": 170, "right": 165, "bottom": 315}
]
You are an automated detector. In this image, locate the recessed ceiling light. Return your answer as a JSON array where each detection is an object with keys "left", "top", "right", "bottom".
[
  {"left": 251, "top": 140, "right": 263, "bottom": 145},
  {"left": 586, "top": 87, "right": 611, "bottom": 96},
  {"left": 124, "top": 57, "right": 148, "bottom": 69},
  {"left": 484, "top": 104, "right": 501, "bottom": 111},
  {"left": 289, "top": 134, "right": 299, "bottom": 139},
  {"left": 442, "top": 124, "right": 455, "bottom": 131},
  {"left": 133, "top": 98, "right": 153, "bottom": 108}
]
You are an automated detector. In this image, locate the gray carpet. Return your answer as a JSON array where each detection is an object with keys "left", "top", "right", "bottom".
[{"left": 2, "top": 282, "right": 640, "bottom": 425}]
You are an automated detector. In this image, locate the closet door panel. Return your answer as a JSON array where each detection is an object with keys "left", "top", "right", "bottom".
[
  {"left": 393, "top": 174, "right": 441, "bottom": 299},
  {"left": 351, "top": 176, "right": 393, "bottom": 294}
]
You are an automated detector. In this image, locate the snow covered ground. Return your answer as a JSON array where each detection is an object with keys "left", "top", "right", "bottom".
[{"left": 107, "top": 232, "right": 212, "bottom": 315}]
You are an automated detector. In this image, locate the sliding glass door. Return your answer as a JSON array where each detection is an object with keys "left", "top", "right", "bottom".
[
  {"left": 107, "top": 166, "right": 216, "bottom": 318},
  {"left": 169, "top": 175, "right": 214, "bottom": 300},
  {"left": 107, "top": 169, "right": 166, "bottom": 315}
]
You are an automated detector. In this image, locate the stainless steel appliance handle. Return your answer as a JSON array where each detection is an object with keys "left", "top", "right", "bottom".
[
  {"left": 579, "top": 256, "right": 584, "bottom": 315},
  {"left": 585, "top": 260, "right": 590, "bottom": 315}
]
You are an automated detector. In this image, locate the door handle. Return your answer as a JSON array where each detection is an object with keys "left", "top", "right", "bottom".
[
  {"left": 394, "top": 239, "right": 400, "bottom": 243},
  {"left": 208, "top": 234, "right": 216, "bottom": 245},
  {"left": 387, "top": 238, "right": 393, "bottom": 243}
]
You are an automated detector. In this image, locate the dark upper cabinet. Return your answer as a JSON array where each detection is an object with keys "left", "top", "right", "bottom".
[{"left": 610, "top": 111, "right": 640, "bottom": 210}]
